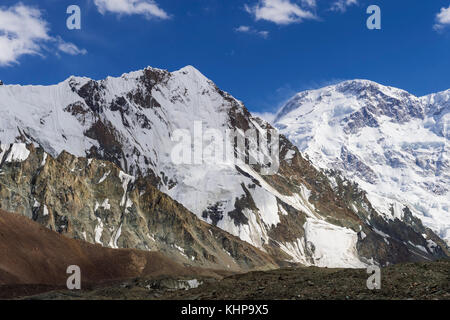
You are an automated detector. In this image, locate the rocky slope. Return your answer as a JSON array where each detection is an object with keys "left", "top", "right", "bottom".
[
  {"left": 0, "top": 209, "right": 235, "bottom": 299},
  {"left": 0, "top": 68, "right": 448, "bottom": 268},
  {"left": 0, "top": 146, "right": 276, "bottom": 271},
  {"left": 274, "top": 80, "right": 450, "bottom": 245}
]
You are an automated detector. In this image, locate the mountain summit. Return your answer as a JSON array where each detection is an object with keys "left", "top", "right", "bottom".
[{"left": 275, "top": 80, "right": 449, "bottom": 244}]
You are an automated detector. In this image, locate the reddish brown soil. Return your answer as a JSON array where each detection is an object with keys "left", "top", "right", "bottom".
[{"left": 0, "top": 209, "right": 230, "bottom": 298}]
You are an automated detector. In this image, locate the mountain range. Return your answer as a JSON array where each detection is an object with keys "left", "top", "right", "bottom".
[{"left": 0, "top": 66, "right": 448, "bottom": 279}]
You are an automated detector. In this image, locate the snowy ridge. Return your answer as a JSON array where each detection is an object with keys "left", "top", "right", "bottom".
[{"left": 275, "top": 80, "right": 450, "bottom": 244}]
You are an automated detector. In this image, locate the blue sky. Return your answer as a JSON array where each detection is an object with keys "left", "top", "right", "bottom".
[{"left": 0, "top": 0, "right": 450, "bottom": 116}]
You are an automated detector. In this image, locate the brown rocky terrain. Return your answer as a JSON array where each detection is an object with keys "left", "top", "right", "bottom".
[
  {"left": 0, "top": 209, "right": 233, "bottom": 299},
  {"left": 20, "top": 261, "right": 450, "bottom": 300}
]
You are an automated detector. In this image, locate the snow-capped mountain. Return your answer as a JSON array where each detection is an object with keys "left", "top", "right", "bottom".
[
  {"left": 274, "top": 80, "right": 450, "bottom": 245},
  {"left": 0, "top": 144, "right": 277, "bottom": 271},
  {"left": 0, "top": 69, "right": 447, "bottom": 268}
]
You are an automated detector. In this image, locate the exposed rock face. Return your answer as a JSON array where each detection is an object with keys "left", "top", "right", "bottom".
[
  {"left": 0, "top": 69, "right": 448, "bottom": 268},
  {"left": 275, "top": 80, "right": 450, "bottom": 245},
  {"left": 0, "top": 144, "right": 276, "bottom": 272}
]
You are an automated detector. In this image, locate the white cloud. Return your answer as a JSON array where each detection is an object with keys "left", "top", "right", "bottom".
[
  {"left": 56, "top": 37, "right": 87, "bottom": 56},
  {"left": 301, "top": 0, "right": 316, "bottom": 8},
  {"left": 434, "top": 5, "right": 450, "bottom": 31},
  {"left": 235, "top": 25, "right": 269, "bottom": 38},
  {"left": 94, "top": 0, "right": 169, "bottom": 19},
  {"left": 245, "top": 0, "right": 316, "bottom": 25},
  {"left": 236, "top": 26, "right": 251, "bottom": 32},
  {"left": 330, "top": 0, "right": 358, "bottom": 13},
  {"left": 251, "top": 111, "right": 276, "bottom": 124},
  {"left": 0, "top": 4, "right": 51, "bottom": 66},
  {"left": 0, "top": 4, "right": 86, "bottom": 66}
]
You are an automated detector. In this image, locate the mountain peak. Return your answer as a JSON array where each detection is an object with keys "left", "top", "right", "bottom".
[
  {"left": 63, "top": 65, "right": 206, "bottom": 88},
  {"left": 332, "top": 79, "right": 382, "bottom": 90},
  {"left": 275, "top": 79, "right": 424, "bottom": 125},
  {"left": 177, "top": 65, "right": 201, "bottom": 74},
  {"left": 275, "top": 80, "right": 450, "bottom": 245},
  {"left": 174, "top": 65, "right": 212, "bottom": 84}
]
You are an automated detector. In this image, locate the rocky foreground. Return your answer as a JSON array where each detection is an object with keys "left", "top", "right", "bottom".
[
  {"left": 17, "top": 261, "right": 449, "bottom": 300},
  {"left": 0, "top": 209, "right": 231, "bottom": 299},
  {"left": 0, "top": 205, "right": 448, "bottom": 300}
]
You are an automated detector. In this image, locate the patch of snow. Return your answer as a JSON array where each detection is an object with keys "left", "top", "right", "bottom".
[
  {"left": 5, "top": 143, "right": 30, "bottom": 163},
  {"left": 101, "top": 199, "right": 111, "bottom": 210},
  {"left": 426, "top": 239, "right": 437, "bottom": 252},
  {"left": 303, "top": 219, "right": 366, "bottom": 268},
  {"left": 186, "top": 279, "right": 202, "bottom": 289},
  {"left": 98, "top": 170, "right": 110, "bottom": 184},
  {"left": 284, "top": 149, "right": 295, "bottom": 161},
  {"left": 373, "top": 228, "right": 390, "bottom": 239},
  {"left": 328, "top": 176, "right": 338, "bottom": 189},
  {"left": 43, "top": 205, "right": 49, "bottom": 216},
  {"left": 0, "top": 144, "right": 7, "bottom": 162},
  {"left": 95, "top": 199, "right": 111, "bottom": 211},
  {"left": 173, "top": 244, "right": 188, "bottom": 258},
  {"left": 41, "top": 153, "right": 47, "bottom": 166},
  {"left": 125, "top": 198, "right": 133, "bottom": 213},
  {"left": 277, "top": 238, "right": 309, "bottom": 265},
  {"left": 278, "top": 204, "right": 288, "bottom": 216},
  {"left": 119, "top": 171, "right": 135, "bottom": 207},
  {"left": 94, "top": 217, "right": 104, "bottom": 244},
  {"left": 408, "top": 241, "right": 428, "bottom": 253},
  {"left": 248, "top": 187, "right": 280, "bottom": 227},
  {"left": 109, "top": 224, "right": 122, "bottom": 249}
]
